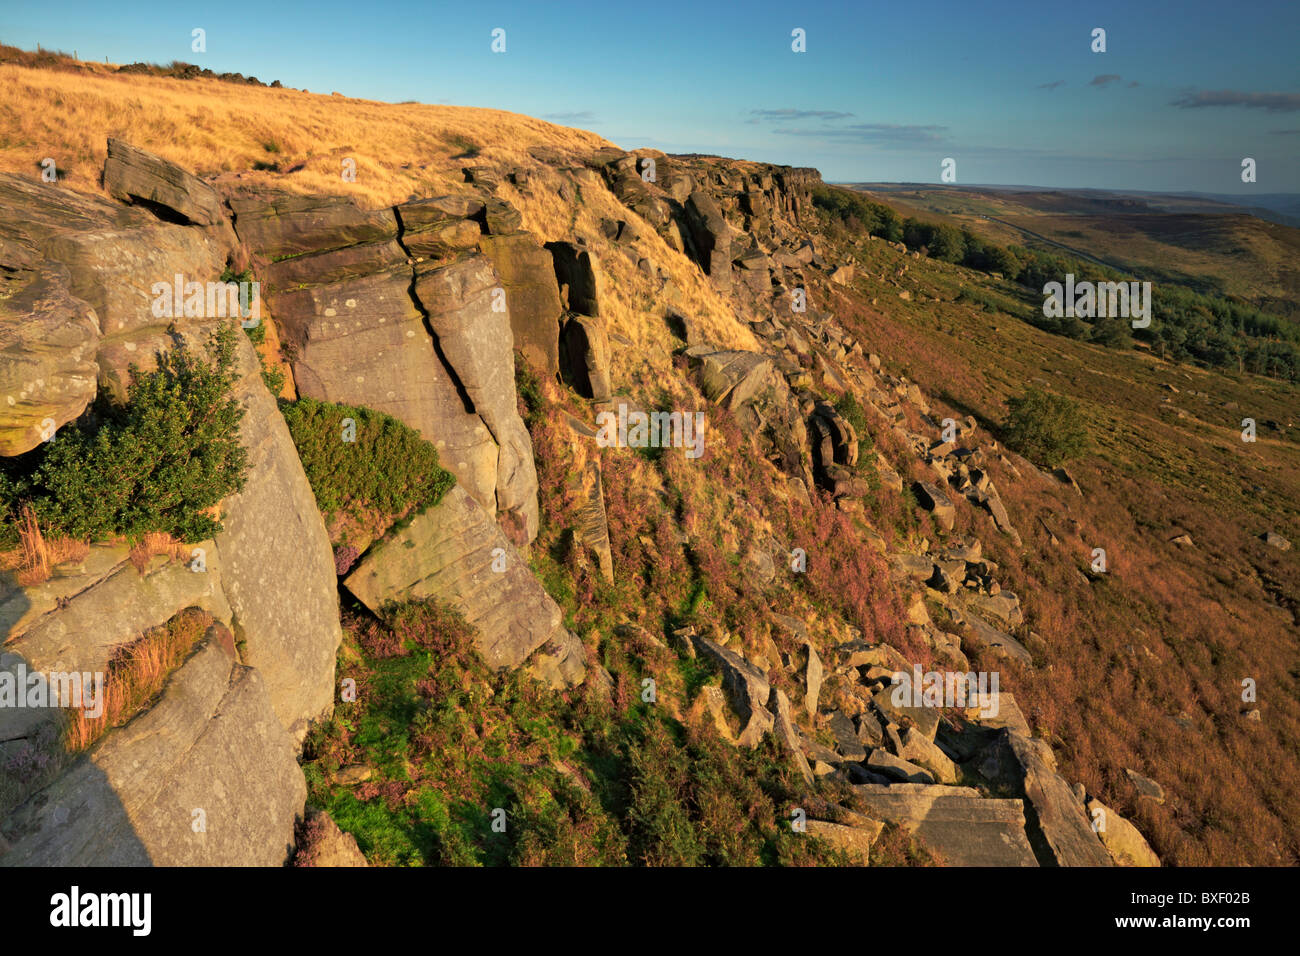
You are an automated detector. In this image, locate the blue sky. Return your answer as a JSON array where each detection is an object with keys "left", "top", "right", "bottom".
[{"left": 4, "top": 0, "right": 1298, "bottom": 192}]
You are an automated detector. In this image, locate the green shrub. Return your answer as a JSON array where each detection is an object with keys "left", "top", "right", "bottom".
[
  {"left": 1002, "top": 387, "right": 1092, "bottom": 467},
  {"left": 2, "top": 323, "right": 249, "bottom": 542},
  {"left": 281, "top": 397, "right": 455, "bottom": 529}
]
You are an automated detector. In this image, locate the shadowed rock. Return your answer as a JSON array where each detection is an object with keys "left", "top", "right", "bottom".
[
  {"left": 477, "top": 232, "right": 562, "bottom": 377},
  {"left": 2, "top": 639, "right": 304, "bottom": 866}
]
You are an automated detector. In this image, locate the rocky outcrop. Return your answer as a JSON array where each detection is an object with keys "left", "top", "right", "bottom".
[
  {"left": 547, "top": 240, "right": 605, "bottom": 317},
  {"left": 691, "top": 635, "right": 774, "bottom": 747},
  {"left": 852, "top": 784, "right": 1038, "bottom": 867},
  {"left": 210, "top": 332, "right": 342, "bottom": 740},
  {"left": 229, "top": 194, "right": 397, "bottom": 260},
  {"left": 0, "top": 261, "right": 100, "bottom": 455},
  {"left": 104, "top": 138, "right": 225, "bottom": 226},
  {"left": 415, "top": 255, "right": 540, "bottom": 542}
]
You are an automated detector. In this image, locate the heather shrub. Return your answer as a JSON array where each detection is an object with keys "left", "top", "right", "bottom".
[
  {"left": 282, "top": 397, "right": 455, "bottom": 538},
  {"left": 0, "top": 322, "right": 248, "bottom": 543}
]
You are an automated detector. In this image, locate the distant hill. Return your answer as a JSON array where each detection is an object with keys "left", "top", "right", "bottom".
[{"left": 843, "top": 183, "right": 1300, "bottom": 320}]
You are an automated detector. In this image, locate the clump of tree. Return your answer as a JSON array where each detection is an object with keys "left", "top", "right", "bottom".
[
  {"left": 1001, "top": 387, "right": 1092, "bottom": 467},
  {"left": 0, "top": 323, "right": 249, "bottom": 544},
  {"left": 812, "top": 183, "right": 1300, "bottom": 382}
]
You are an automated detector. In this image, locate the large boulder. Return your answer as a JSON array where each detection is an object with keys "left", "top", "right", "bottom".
[
  {"left": 1, "top": 638, "right": 305, "bottom": 866},
  {"left": 262, "top": 239, "right": 407, "bottom": 290},
  {"left": 477, "top": 233, "right": 563, "bottom": 377},
  {"left": 343, "top": 486, "right": 563, "bottom": 670},
  {"left": 103, "top": 138, "right": 225, "bottom": 226},
  {"left": 914, "top": 481, "right": 956, "bottom": 532},
  {"left": 980, "top": 729, "right": 1113, "bottom": 867},
  {"left": 0, "top": 175, "right": 229, "bottom": 343},
  {"left": 851, "top": 783, "right": 1038, "bottom": 867},
  {"left": 683, "top": 190, "right": 732, "bottom": 292},
  {"left": 210, "top": 331, "right": 342, "bottom": 741},
  {"left": 415, "top": 255, "right": 539, "bottom": 543},
  {"left": 690, "top": 635, "right": 773, "bottom": 747},
  {"left": 559, "top": 313, "right": 612, "bottom": 401},
  {"left": 1085, "top": 797, "right": 1161, "bottom": 867}
]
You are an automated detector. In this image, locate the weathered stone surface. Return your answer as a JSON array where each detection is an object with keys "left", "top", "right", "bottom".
[
  {"left": 415, "top": 255, "right": 539, "bottom": 542},
  {"left": 269, "top": 265, "right": 498, "bottom": 510},
  {"left": 0, "top": 262, "right": 100, "bottom": 455},
  {"left": 395, "top": 194, "right": 485, "bottom": 231},
  {"left": 1, "top": 639, "right": 305, "bottom": 866},
  {"left": 230, "top": 194, "right": 397, "bottom": 260},
  {"left": 1262, "top": 531, "right": 1291, "bottom": 552},
  {"left": 684, "top": 190, "right": 732, "bottom": 291},
  {"left": 560, "top": 313, "right": 612, "bottom": 401},
  {"left": 477, "top": 233, "right": 562, "bottom": 376},
  {"left": 1086, "top": 798, "right": 1161, "bottom": 867},
  {"left": 42, "top": 222, "right": 229, "bottom": 339},
  {"left": 872, "top": 686, "right": 941, "bottom": 742},
  {"left": 263, "top": 239, "right": 407, "bottom": 290},
  {"left": 211, "top": 331, "right": 342, "bottom": 740},
  {"left": 569, "top": 458, "right": 614, "bottom": 583},
  {"left": 819, "top": 710, "right": 863, "bottom": 761},
  {"left": 806, "top": 818, "right": 879, "bottom": 863},
  {"left": 852, "top": 783, "right": 1038, "bottom": 867},
  {"left": 3, "top": 549, "right": 228, "bottom": 685},
  {"left": 897, "top": 726, "right": 959, "bottom": 784},
  {"left": 344, "top": 486, "right": 562, "bottom": 670},
  {"left": 994, "top": 730, "right": 1113, "bottom": 867},
  {"left": 966, "top": 591, "right": 1023, "bottom": 628},
  {"left": 403, "top": 218, "right": 481, "bottom": 259},
  {"left": 804, "top": 641, "right": 824, "bottom": 718},
  {"left": 866, "top": 749, "right": 935, "bottom": 784},
  {"left": 691, "top": 635, "right": 773, "bottom": 747},
  {"left": 481, "top": 197, "right": 522, "bottom": 235},
  {"left": 772, "top": 688, "right": 814, "bottom": 785},
  {"left": 692, "top": 349, "right": 809, "bottom": 482},
  {"left": 962, "top": 613, "right": 1033, "bottom": 666},
  {"left": 103, "top": 138, "right": 225, "bottom": 226},
  {"left": 1124, "top": 768, "right": 1166, "bottom": 804}
]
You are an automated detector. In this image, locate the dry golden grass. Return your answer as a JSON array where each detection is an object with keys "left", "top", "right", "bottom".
[
  {"left": 0, "top": 505, "right": 90, "bottom": 585},
  {"left": 0, "top": 56, "right": 757, "bottom": 357},
  {"left": 0, "top": 60, "right": 611, "bottom": 208},
  {"left": 126, "top": 531, "right": 192, "bottom": 572},
  {"left": 62, "top": 608, "right": 214, "bottom": 752}
]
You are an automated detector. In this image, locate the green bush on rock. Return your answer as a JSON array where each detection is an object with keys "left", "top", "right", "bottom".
[
  {"left": 0, "top": 322, "right": 249, "bottom": 543},
  {"left": 281, "top": 397, "right": 455, "bottom": 543}
]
